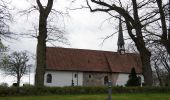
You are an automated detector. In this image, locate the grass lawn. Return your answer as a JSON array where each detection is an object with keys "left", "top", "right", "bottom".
[{"left": 0, "top": 93, "right": 170, "bottom": 100}]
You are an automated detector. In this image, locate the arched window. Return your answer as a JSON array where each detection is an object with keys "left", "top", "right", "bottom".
[
  {"left": 46, "top": 74, "right": 52, "bottom": 83},
  {"left": 104, "top": 76, "right": 108, "bottom": 85},
  {"left": 89, "top": 74, "right": 92, "bottom": 78},
  {"left": 74, "top": 73, "right": 77, "bottom": 78}
]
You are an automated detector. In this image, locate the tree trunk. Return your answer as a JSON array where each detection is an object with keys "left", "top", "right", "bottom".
[
  {"left": 35, "top": 38, "right": 46, "bottom": 86},
  {"left": 17, "top": 75, "right": 20, "bottom": 87},
  {"left": 136, "top": 44, "right": 153, "bottom": 86},
  {"left": 139, "top": 48, "right": 153, "bottom": 86},
  {"left": 136, "top": 33, "right": 153, "bottom": 86},
  {"left": 132, "top": 0, "right": 153, "bottom": 86},
  {"left": 35, "top": 21, "right": 47, "bottom": 86},
  {"left": 135, "top": 31, "right": 153, "bottom": 86},
  {"left": 126, "top": 19, "right": 153, "bottom": 86},
  {"left": 35, "top": 14, "right": 47, "bottom": 86},
  {"left": 154, "top": 63, "right": 163, "bottom": 86},
  {"left": 17, "top": 74, "right": 20, "bottom": 92},
  {"left": 35, "top": 0, "right": 53, "bottom": 87},
  {"left": 164, "top": 43, "right": 170, "bottom": 56}
]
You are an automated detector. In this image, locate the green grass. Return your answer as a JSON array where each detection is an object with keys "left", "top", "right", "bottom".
[{"left": 0, "top": 93, "right": 170, "bottom": 100}]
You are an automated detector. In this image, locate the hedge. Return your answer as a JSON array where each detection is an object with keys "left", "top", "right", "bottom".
[{"left": 0, "top": 86, "right": 170, "bottom": 96}]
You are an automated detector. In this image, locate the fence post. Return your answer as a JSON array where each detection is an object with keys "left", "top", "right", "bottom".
[{"left": 108, "top": 81, "right": 112, "bottom": 100}]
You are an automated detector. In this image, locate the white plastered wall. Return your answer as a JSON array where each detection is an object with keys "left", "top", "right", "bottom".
[
  {"left": 44, "top": 71, "right": 83, "bottom": 87},
  {"left": 116, "top": 73, "right": 144, "bottom": 86}
]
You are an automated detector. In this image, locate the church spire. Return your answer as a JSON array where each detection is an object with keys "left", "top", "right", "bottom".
[{"left": 117, "top": 16, "right": 125, "bottom": 54}]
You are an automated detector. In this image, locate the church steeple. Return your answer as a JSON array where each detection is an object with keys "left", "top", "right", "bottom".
[{"left": 117, "top": 16, "right": 125, "bottom": 54}]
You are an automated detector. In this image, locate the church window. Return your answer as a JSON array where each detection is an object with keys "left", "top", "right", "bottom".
[
  {"left": 47, "top": 74, "right": 52, "bottom": 83},
  {"left": 74, "top": 73, "right": 77, "bottom": 78},
  {"left": 89, "top": 74, "right": 92, "bottom": 78}
]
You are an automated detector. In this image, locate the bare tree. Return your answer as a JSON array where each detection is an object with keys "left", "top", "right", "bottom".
[
  {"left": 25, "top": 18, "right": 69, "bottom": 46},
  {"left": 18, "top": 0, "right": 68, "bottom": 86},
  {"left": 150, "top": 44, "right": 164, "bottom": 86},
  {"left": 155, "top": 0, "right": 170, "bottom": 55},
  {"left": 0, "top": 0, "right": 13, "bottom": 64},
  {"left": 153, "top": 46, "right": 170, "bottom": 84},
  {"left": 33, "top": 0, "right": 54, "bottom": 86},
  {"left": 0, "top": 51, "right": 31, "bottom": 87},
  {"left": 0, "top": 0, "right": 13, "bottom": 39},
  {"left": 85, "top": 0, "right": 160, "bottom": 86},
  {"left": 143, "top": 31, "right": 170, "bottom": 86}
]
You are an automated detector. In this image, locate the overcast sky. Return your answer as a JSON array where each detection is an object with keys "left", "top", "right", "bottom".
[
  {"left": 5, "top": 0, "right": 119, "bottom": 52},
  {"left": 1, "top": 0, "right": 125, "bottom": 86}
]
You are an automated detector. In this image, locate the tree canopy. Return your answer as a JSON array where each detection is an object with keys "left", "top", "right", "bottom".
[{"left": 0, "top": 51, "right": 31, "bottom": 87}]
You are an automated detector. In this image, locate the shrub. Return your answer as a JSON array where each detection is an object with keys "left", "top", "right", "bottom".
[
  {"left": 12, "top": 83, "right": 17, "bottom": 87},
  {"left": 0, "top": 82, "right": 8, "bottom": 87},
  {"left": 0, "top": 86, "right": 170, "bottom": 96},
  {"left": 126, "top": 67, "right": 141, "bottom": 87}
]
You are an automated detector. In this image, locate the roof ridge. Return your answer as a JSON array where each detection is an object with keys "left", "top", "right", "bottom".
[
  {"left": 46, "top": 47, "right": 138, "bottom": 55},
  {"left": 47, "top": 46, "right": 115, "bottom": 52}
]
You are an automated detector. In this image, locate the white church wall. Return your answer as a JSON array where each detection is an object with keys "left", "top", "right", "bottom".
[
  {"left": 116, "top": 73, "right": 144, "bottom": 86},
  {"left": 72, "top": 72, "right": 83, "bottom": 86},
  {"left": 116, "top": 73, "right": 128, "bottom": 86},
  {"left": 44, "top": 71, "right": 144, "bottom": 87},
  {"left": 44, "top": 71, "right": 83, "bottom": 87},
  {"left": 138, "top": 74, "right": 144, "bottom": 86}
]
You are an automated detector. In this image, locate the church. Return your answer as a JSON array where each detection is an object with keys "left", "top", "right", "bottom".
[{"left": 44, "top": 18, "right": 144, "bottom": 87}]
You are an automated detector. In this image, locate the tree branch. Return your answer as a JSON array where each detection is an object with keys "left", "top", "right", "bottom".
[{"left": 36, "top": 0, "right": 44, "bottom": 11}]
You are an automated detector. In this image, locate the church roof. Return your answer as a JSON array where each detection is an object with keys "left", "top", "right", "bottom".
[{"left": 46, "top": 47, "right": 142, "bottom": 74}]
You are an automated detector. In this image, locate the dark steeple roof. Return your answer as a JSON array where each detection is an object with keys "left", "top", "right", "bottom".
[
  {"left": 117, "top": 16, "right": 125, "bottom": 46},
  {"left": 117, "top": 16, "right": 125, "bottom": 54}
]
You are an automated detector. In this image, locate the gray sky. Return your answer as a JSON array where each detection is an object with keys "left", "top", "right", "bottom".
[
  {"left": 1, "top": 0, "right": 123, "bottom": 86},
  {"left": 6, "top": 0, "right": 118, "bottom": 52}
]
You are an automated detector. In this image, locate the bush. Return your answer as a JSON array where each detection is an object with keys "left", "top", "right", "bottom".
[
  {"left": 126, "top": 67, "right": 141, "bottom": 87},
  {"left": 0, "top": 82, "right": 8, "bottom": 87},
  {"left": 12, "top": 83, "right": 17, "bottom": 87},
  {"left": 0, "top": 86, "right": 170, "bottom": 96}
]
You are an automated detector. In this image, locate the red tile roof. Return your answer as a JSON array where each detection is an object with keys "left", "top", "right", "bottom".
[{"left": 46, "top": 47, "right": 142, "bottom": 73}]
